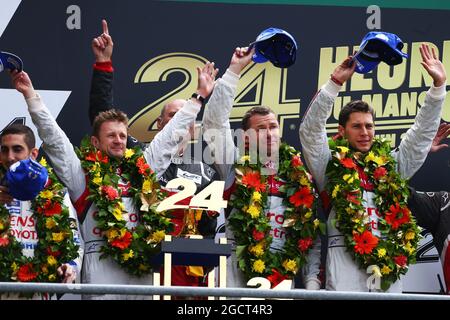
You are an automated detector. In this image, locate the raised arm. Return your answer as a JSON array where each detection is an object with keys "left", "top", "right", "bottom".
[
  {"left": 89, "top": 19, "right": 114, "bottom": 124},
  {"left": 10, "top": 71, "right": 86, "bottom": 201},
  {"left": 299, "top": 56, "right": 355, "bottom": 192},
  {"left": 202, "top": 47, "right": 253, "bottom": 180},
  {"left": 396, "top": 44, "right": 447, "bottom": 178},
  {"left": 144, "top": 62, "right": 218, "bottom": 176}
]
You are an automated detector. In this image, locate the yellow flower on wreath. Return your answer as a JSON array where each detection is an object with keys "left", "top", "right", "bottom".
[
  {"left": 252, "top": 259, "right": 265, "bottom": 273},
  {"left": 282, "top": 259, "right": 297, "bottom": 273},
  {"left": 39, "top": 190, "right": 54, "bottom": 200},
  {"left": 249, "top": 243, "right": 265, "bottom": 257},
  {"left": 93, "top": 174, "right": 102, "bottom": 186},
  {"left": 45, "top": 218, "right": 57, "bottom": 230},
  {"left": 142, "top": 178, "right": 153, "bottom": 194},
  {"left": 405, "top": 230, "right": 416, "bottom": 241},
  {"left": 247, "top": 205, "right": 260, "bottom": 218},
  {"left": 332, "top": 185, "right": 340, "bottom": 198},
  {"left": 124, "top": 149, "right": 135, "bottom": 159},
  {"left": 381, "top": 265, "right": 392, "bottom": 275},
  {"left": 47, "top": 256, "right": 57, "bottom": 266},
  {"left": 112, "top": 205, "right": 124, "bottom": 221},
  {"left": 377, "top": 248, "right": 386, "bottom": 258},
  {"left": 151, "top": 230, "right": 166, "bottom": 243},
  {"left": 39, "top": 158, "right": 48, "bottom": 167},
  {"left": 251, "top": 192, "right": 262, "bottom": 203},
  {"left": 52, "top": 232, "right": 65, "bottom": 243},
  {"left": 106, "top": 228, "right": 119, "bottom": 240},
  {"left": 122, "top": 250, "right": 134, "bottom": 261}
]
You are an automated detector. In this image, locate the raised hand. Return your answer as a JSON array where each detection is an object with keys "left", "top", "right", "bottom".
[
  {"left": 196, "top": 61, "right": 219, "bottom": 99},
  {"left": 420, "top": 43, "right": 447, "bottom": 87},
  {"left": 57, "top": 263, "right": 77, "bottom": 283},
  {"left": 430, "top": 122, "right": 450, "bottom": 153},
  {"left": 228, "top": 46, "right": 254, "bottom": 75},
  {"left": 92, "top": 19, "right": 113, "bottom": 63},
  {"left": 331, "top": 55, "right": 356, "bottom": 85},
  {"left": 10, "top": 70, "right": 35, "bottom": 99}
]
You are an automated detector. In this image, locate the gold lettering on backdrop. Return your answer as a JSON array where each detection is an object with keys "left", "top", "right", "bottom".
[
  {"left": 130, "top": 53, "right": 208, "bottom": 142},
  {"left": 131, "top": 53, "right": 299, "bottom": 141},
  {"left": 318, "top": 46, "right": 350, "bottom": 92},
  {"left": 231, "top": 62, "right": 300, "bottom": 135}
]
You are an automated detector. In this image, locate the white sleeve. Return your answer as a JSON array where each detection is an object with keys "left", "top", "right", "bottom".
[
  {"left": 202, "top": 69, "right": 239, "bottom": 184},
  {"left": 394, "top": 83, "right": 447, "bottom": 179},
  {"left": 303, "top": 235, "right": 322, "bottom": 290},
  {"left": 26, "top": 94, "right": 86, "bottom": 202},
  {"left": 144, "top": 99, "right": 201, "bottom": 178},
  {"left": 65, "top": 192, "right": 84, "bottom": 279},
  {"left": 299, "top": 80, "right": 340, "bottom": 192}
]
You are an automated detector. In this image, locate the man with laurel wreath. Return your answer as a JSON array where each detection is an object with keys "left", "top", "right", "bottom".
[
  {"left": 0, "top": 122, "right": 83, "bottom": 300},
  {"left": 10, "top": 67, "right": 214, "bottom": 299},
  {"left": 201, "top": 47, "right": 323, "bottom": 290},
  {"left": 299, "top": 43, "right": 447, "bottom": 292}
]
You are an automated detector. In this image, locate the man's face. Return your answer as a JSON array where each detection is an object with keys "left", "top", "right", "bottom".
[
  {"left": 338, "top": 112, "right": 375, "bottom": 153},
  {"left": 246, "top": 113, "right": 280, "bottom": 156},
  {"left": 0, "top": 134, "right": 37, "bottom": 169},
  {"left": 91, "top": 121, "right": 128, "bottom": 158},
  {"left": 157, "top": 99, "right": 184, "bottom": 130}
]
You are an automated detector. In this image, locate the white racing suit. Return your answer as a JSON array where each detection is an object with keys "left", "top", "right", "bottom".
[
  {"left": 202, "top": 69, "right": 322, "bottom": 290},
  {"left": 299, "top": 79, "right": 446, "bottom": 292},
  {"left": 26, "top": 94, "right": 201, "bottom": 299},
  {"left": 1, "top": 193, "right": 83, "bottom": 300}
]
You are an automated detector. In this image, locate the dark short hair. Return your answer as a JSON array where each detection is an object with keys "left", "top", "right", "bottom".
[
  {"left": 0, "top": 124, "right": 36, "bottom": 149},
  {"left": 241, "top": 106, "right": 276, "bottom": 130},
  {"left": 338, "top": 100, "right": 375, "bottom": 127},
  {"left": 92, "top": 109, "right": 129, "bottom": 137}
]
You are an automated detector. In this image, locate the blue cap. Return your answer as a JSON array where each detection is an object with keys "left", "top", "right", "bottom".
[
  {"left": 0, "top": 51, "right": 23, "bottom": 73},
  {"left": 353, "top": 32, "right": 408, "bottom": 74},
  {"left": 250, "top": 28, "right": 298, "bottom": 68},
  {"left": 6, "top": 158, "right": 48, "bottom": 201}
]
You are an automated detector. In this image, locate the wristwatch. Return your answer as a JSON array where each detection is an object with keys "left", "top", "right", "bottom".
[{"left": 191, "top": 93, "right": 205, "bottom": 104}]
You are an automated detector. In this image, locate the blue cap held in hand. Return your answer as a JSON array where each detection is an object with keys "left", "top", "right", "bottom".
[
  {"left": 353, "top": 31, "right": 408, "bottom": 74},
  {"left": 250, "top": 27, "right": 298, "bottom": 68},
  {"left": 0, "top": 51, "right": 23, "bottom": 73},
  {"left": 6, "top": 158, "right": 48, "bottom": 201}
]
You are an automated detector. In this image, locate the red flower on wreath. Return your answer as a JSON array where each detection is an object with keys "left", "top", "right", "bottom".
[
  {"left": 373, "top": 167, "right": 387, "bottom": 180},
  {"left": 267, "top": 268, "right": 288, "bottom": 288},
  {"left": 394, "top": 255, "right": 407, "bottom": 268},
  {"left": 340, "top": 158, "right": 357, "bottom": 169},
  {"left": 353, "top": 230, "right": 378, "bottom": 254},
  {"left": 101, "top": 186, "right": 120, "bottom": 201},
  {"left": 384, "top": 203, "right": 411, "bottom": 230},
  {"left": 289, "top": 187, "right": 314, "bottom": 208},
  {"left": 17, "top": 263, "right": 39, "bottom": 282},
  {"left": 242, "top": 172, "right": 266, "bottom": 192},
  {"left": 252, "top": 228, "right": 265, "bottom": 241},
  {"left": 0, "top": 236, "right": 10, "bottom": 247},
  {"left": 111, "top": 231, "right": 132, "bottom": 250},
  {"left": 46, "top": 247, "right": 62, "bottom": 257},
  {"left": 346, "top": 192, "right": 362, "bottom": 205},
  {"left": 86, "top": 150, "right": 109, "bottom": 163},
  {"left": 297, "top": 237, "right": 313, "bottom": 252},
  {"left": 39, "top": 200, "right": 62, "bottom": 216},
  {"left": 291, "top": 155, "right": 303, "bottom": 167},
  {"left": 136, "top": 157, "right": 150, "bottom": 175}
]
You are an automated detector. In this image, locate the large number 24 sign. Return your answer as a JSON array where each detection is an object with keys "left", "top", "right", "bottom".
[{"left": 156, "top": 178, "right": 227, "bottom": 213}]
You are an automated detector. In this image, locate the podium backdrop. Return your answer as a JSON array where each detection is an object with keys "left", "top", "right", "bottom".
[{"left": 0, "top": 0, "right": 449, "bottom": 293}]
